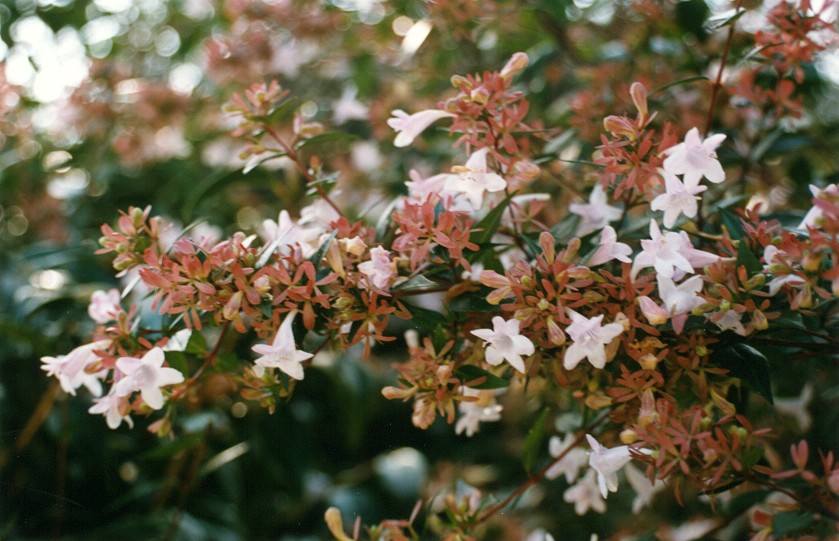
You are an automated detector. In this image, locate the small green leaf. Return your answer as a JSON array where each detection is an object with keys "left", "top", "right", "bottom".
[
  {"left": 308, "top": 230, "right": 338, "bottom": 264},
  {"left": 295, "top": 132, "right": 357, "bottom": 151},
  {"left": 522, "top": 408, "right": 550, "bottom": 474},
  {"left": 448, "top": 294, "right": 495, "bottom": 313},
  {"left": 772, "top": 511, "right": 814, "bottom": 537},
  {"left": 736, "top": 243, "right": 762, "bottom": 274},
  {"left": 719, "top": 207, "right": 745, "bottom": 241},
  {"left": 705, "top": 7, "right": 747, "bottom": 30},
  {"left": 650, "top": 75, "right": 710, "bottom": 96},
  {"left": 741, "top": 446, "right": 764, "bottom": 468},
  {"left": 393, "top": 274, "right": 438, "bottom": 292},
  {"left": 455, "top": 365, "right": 509, "bottom": 389},
  {"left": 402, "top": 303, "right": 447, "bottom": 331},
  {"left": 243, "top": 151, "right": 287, "bottom": 174},
  {"left": 712, "top": 344, "right": 773, "bottom": 404},
  {"left": 470, "top": 195, "right": 513, "bottom": 245}
]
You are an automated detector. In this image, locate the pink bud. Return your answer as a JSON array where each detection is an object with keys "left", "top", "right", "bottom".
[
  {"left": 630, "top": 82, "right": 648, "bottom": 119},
  {"left": 500, "top": 52, "right": 529, "bottom": 80}
]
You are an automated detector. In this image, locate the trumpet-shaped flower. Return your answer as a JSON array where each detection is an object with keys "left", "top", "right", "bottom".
[
  {"left": 545, "top": 433, "right": 589, "bottom": 483},
  {"left": 252, "top": 311, "right": 313, "bottom": 380},
  {"left": 115, "top": 347, "right": 185, "bottom": 410},
  {"left": 569, "top": 184, "right": 622, "bottom": 237},
  {"left": 630, "top": 221, "right": 718, "bottom": 281},
  {"left": 41, "top": 339, "right": 111, "bottom": 395},
  {"left": 387, "top": 109, "right": 454, "bottom": 147},
  {"left": 89, "top": 390, "right": 134, "bottom": 429},
  {"left": 587, "top": 226, "right": 632, "bottom": 266},
  {"left": 650, "top": 169, "right": 707, "bottom": 228},
  {"left": 455, "top": 387, "right": 503, "bottom": 437},
  {"left": 443, "top": 148, "right": 507, "bottom": 209},
  {"left": 658, "top": 274, "right": 705, "bottom": 334},
  {"left": 586, "top": 434, "right": 632, "bottom": 498},
  {"left": 88, "top": 288, "right": 123, "bottom": 323},
  {"left": 662, "top": 127, "right": 726, "bottom": 186},
  {"left": 563, "top": 469, "right": 607, "bottom": 515},
  {"left": 471, "top": 316, "right": 534, "bottom": 373},
  {"left": 564, "top": 310, "right": 624, "bottom": 370},
  {"left": 358, "top": 246, "right": 396, "bottom": 290},
  {"left": 798, "top": 183, "right": 838, "bottom": 230},
  {"left": 624, "top": 463, "right": 665, "bottom": 513}
]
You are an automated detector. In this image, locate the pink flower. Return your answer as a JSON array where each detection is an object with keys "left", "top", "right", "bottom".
[
  {"left": 658, "top": 274, "right": 705, "bottom": 333},
  {"left": 252, "top": 311, "right": 313, "bottom": 380},
  {"left": 569, "top": 184, "right": 622, "bottom": 237},
  {"left": 650, "top": 169, "right": 707, "bottom": 228},
  {"left": 41, "top": 339, "right": 111, "bottom": 395},
  {"left": 798, "top": 183, "right": 839, "bottom": 229},
  {"left": 358, "top": 246, "right": 396, "bottom": 290},
  {"left": 631, "top": 221, "right": 718, "bottom": 281},
  {"left": 588, "top": 226, "right": 632, "bottom": 266},
  {"left": 89, "top": 390, "right": 134, "bottom": 429},
  {"left": 662, "top": 127, "right": 726, "bottom": 186},
  {"left": 471, "top": 316, "right": 535, "bottom": 373},
  {"left": 443, "top": 148, "right": 507, "bottom": 209},
  {"left": 387, "top": 109, "right": 454, "bottom": 147},
  {"left": 114, "top": 347, "right": 185, "bottom": 410},
  {"left": 545, "top": 433, "right": 589, "bottom": 483},
  {"left": 88, "top": 288, "right": 123, "bottom": 323},
  {"left": 564, "top": 310, "right": 624, "bottom": 370}
]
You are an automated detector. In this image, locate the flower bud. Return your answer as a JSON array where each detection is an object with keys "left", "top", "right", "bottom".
[
  {"left": 547, "top": 318, "right": 566, "bottom": 346},
  {"left": 513, "top": 160, "right": 541, "bottom": 182},
  {"left": 638, "top": 354, "right": 659, "bottom": 371},
  {"left": 620, "top": 429, "right": 638, "bottom": 444},
  {"left": 583, "top": 290, "right": 605, "bottom": 303},
  {"left": 470, "top": 87, "right": 490, "bottom": 105},
  {"left": 539, "top": 231, "right": 556, "bottom": 264},
  {"left": 603, "top": 115, "right": 637, "bottom": 140},
  {"left": 802, "top": 253, "right": 821, "bottom": 272},
  {"left": 537, "top": 298, "right": 550, "bottom": 311},
  {"left": 500, "top": 52, "right": 529, "bottom": 81},
  {"left": 223, "top": 291, "right": 243, "bottom": 320},
  {"left": 744, "top": 274, "right": 766, "bottom": 290},
  {"left": 450, "top": 75, "right": 470, "bottom": 92},
  {"left": 630, "top": 82, "right": 648, "bottom": 120},
  {"left": 752, "top": 309, "right": 769, "bottom": 331},
  {"left": 324, "top": 507, "right": 354, "bottom": 541}
]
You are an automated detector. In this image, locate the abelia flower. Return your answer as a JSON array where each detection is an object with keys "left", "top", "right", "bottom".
[
  {"left": 545, "top": 433, "right": 589, "bottom": 483},
  {"left": 41, "top": 339, "right": 111, "bottom": 395},
  {"left": 114, "top": 347, "right": 185, "bottom": 410},
  {"left": 443, "top": 148, "right": 507, "bottom": 209},
  {"left": 563, "top": 469, "right": 606, "bottom": 515},
  {"left": 586, "top": 433, "right": 632, "bottom": 498},
  {"left": 470, "top": 316, "right": 535, "bottom": 373},
  {"left": 798, "top": 183, "right": 838, "bottom": 229},
  {"left": 455, "top": 387, "right": 503, "bottom": 437},
  {"left": 587, "top": 226, "right": 632, "bottom": 266},
  {"left": 708, "top": 309, "right": 746, "bottom": 336},
  {"left": 658, "top": 274, "right": 705, "bottom": 333},
  {"left": 252, "top": 311, "right": 313, "bottom": 380},
  {"left": 774, "top": 384, "right": 813, "bottom": 432},
  {"left": 624, "top": 463, "right": 665, "bottom": 513},
  {"left": 564, "top": 310, "right": 624, "bottom": 370},
  {"left": 650, "top": 169, "right": 708, "bottom": 228},
  {"left": 89, "top": 390, "right": 134, "bottom": 429},
  {"left": 630, "top": 221, "right": 718, "bottom": 281},
  {"left": 387, "top": 109, "right": 454, "bottom": 147},
  {"left": 260, "top": 210, "right": 319, "bottom": 257},
  {"left": 662, "top": 127, "right": 726, "bottom": 186},
  {"left": 569, "top": 184, "right": 622, "bottom": 237},
  {"left": 763, "top": 245, "right": 806, "bottom": 296},
  {"left": 358, "top": 246, "right": 396, "bottom": 290},
  {"left": 405, "top": 169, "right": 448, "bottom": 202},
  {"left": 88, "top": 288, "right": 123, "bottom": 323}
]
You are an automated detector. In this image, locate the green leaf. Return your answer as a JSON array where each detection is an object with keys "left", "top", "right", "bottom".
[
  {"left": 470, "top": 195, "right": 513, "bottom": 245},
  {"left": 719, "top": 207, "right": 745, "bottom": 241},
  {"left": 448, "top": 294, "right": 495, "bottom": 313},
  {"left": 650, "top": 76, "right": 710, "bottom": 96},
  {"left": 736, "top": 242, "right": 762, "bottom": 274},
  {"left": 705, "top": 7, "right": 747, "bottom": 30},
  {"left": 522, "top": 408, "right": 550, "bottom": 474},
  {"left": 393, "top": 274, "right": 438, "bottom": 292},
  {"left": 186, "top": 330, "right": 208, "bottom": 355},
  {"left": 402, "top": 303, "right": 447, "bottom": 331},
  {"left": 454, "top": 365, "right": 509, "bottom": 389},
  {"left": 308, "top": 230, "right": 338, "bottom": 264},
  {"left": 295, "top": 132, "right": 357, "bottom": 151},
  {"left": 772, "top": 511, "right": 814, "bottom": 537},
  {"left": 712, "top": 344, "right": 774, "bottom": 404},
  {"left": 741, "top": 446, "right": 764, "bottom": 468},
  {"left": 724, "top": 490, "right": 769, "bottom": 518},
  {"left": 243, "top": 151, "right": 287, "bottom": 174}
]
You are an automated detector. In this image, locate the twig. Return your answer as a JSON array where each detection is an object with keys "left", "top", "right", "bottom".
[{"left": 704, "top": 0, "right": 744, "bottom": 138}]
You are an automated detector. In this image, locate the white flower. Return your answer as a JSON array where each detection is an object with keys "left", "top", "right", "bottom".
[
  {"left": 443, "top": 148, "right": 507, "bottom": 209},
  {"left": 252, "top": 311, "right": 313, "bottom": 380},
  {"left": 774, "top": 384, "right": 813, "bottom": 432},
  {"left": 563, "top": 469, "right": 606, "bottom": 515},
  {"left": 624, "top": 463, "right": 665, "bottom": 513},
  {"left": 259, "top": 210, "right": 318, "bottom": 257},
  {"left": 455, "top": 387, "right": 503, "bottom": 437},
  {"left": 662, "top": 127, "right": 726, "bottom": 186},
  {"left": 545, "top": 433, "right": 589, "bottom": 483},
  {"left": 631, "top": 221, "right": 718, "bottom": 281},
  {"left": 162, "top": 329, "right": 193, "bottom": 352},
  {"left": 563, "top": 309, "right": 624, "bottom": 370},
  {"left": 89, "top": 390, "right": 134, "bottom": 429},
  {"left": 710, "top": 309, "right": 746, "bottom": 336},
  {"left": 588, "top": 226, "right": 632, "bottom": 266},
  {"left": 332, "top": 86, "right": 368, "bottom": 124},
  {"left": 470, "top": 316, "right": 535, "bottom": 373},
  {"left": 763, "top": 245, "right": 806, "bottom": 296},
  {"left": 114, "top": 347, "right": 185, "bottom": 410},
  {"left": 387, "top": 108, "right": 454, "bottom": 147},
  {"left": 40, "top": 339, "right": 111, "bottom": 395},
  {"left": 650, "top": 169, "right": 708, "bottom": 228},
  {"left": 525, "top": 529, "right": 556, "bottom": 541},
  {"left": 88, "top": 288, "right": 123, "bottom": 323},
  {"left": 358, "top": 246, "right": 396, "bottom": 290},
  {"left": 798, "top": 183, "right": 838, "bottom": 229},
  {"left": 586, "top": 433, "right": 632, "bottom": 498},
  {"left": 405, "top": 169, "right": 449, "bottom": 201},
  {"left": 569, "top": 184, "right": 623, "bottom": 237},
  {"left": 659, "top": 274, "right": 705, "bottom": 316}
]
